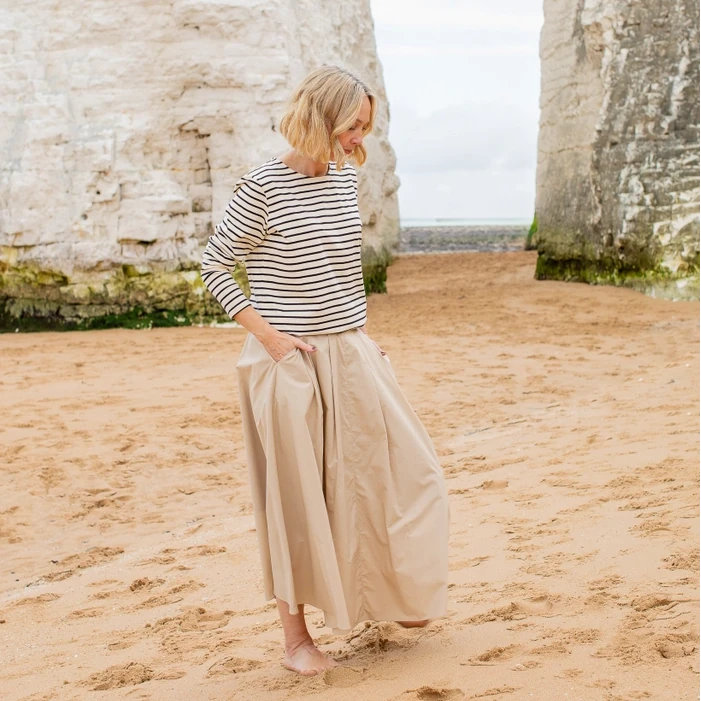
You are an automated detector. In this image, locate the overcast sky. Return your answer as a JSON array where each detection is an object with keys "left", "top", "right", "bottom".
[{"left": 369, "top": 0, "right": 544, "bottom": 222}]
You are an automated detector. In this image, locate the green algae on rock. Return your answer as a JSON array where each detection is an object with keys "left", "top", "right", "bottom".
[
  {"left": 525, "top": 215, "right": 538, "bottom": 251},
  {"left": 535, "top": 248, "right": 700, "bottom": 301},
  {"left": 1, "top": 258, "right": 393, "bottom": 332},
  {"left": 0, "top": 263, "right": 229, "bottom": 332},
  {"left": 361, "top": 244, "right": 393, "bottom": 295},
  {"left": 535, "top": 0, "right": 699, "bottom": 300}
]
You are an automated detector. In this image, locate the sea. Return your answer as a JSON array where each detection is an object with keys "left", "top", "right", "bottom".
[
  {"left": 401, "top": 218, "right": 530, "bottom": 227},
  {"left": 398, "top": 218, "right": 531, "bottom": 254}
]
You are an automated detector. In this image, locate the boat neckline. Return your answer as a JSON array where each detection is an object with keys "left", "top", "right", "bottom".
[{"left": 272, "top": 156, "right": 336, "bottom": 178}]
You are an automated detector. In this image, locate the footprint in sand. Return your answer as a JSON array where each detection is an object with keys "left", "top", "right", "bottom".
[
  {"left": 35, "top": 570, "right": 74, "bottom": 584},
  {"left": 13, "top": 593, "right": 61, "bottom": 606},
  {"left": 75, "top": 492, "right": 133, "bottom": 515},
  {"left": 150, "top": 606, "right": 235, "bottom": 633},
  {"left": 107, "top": 638, "right": 137, "bottom": 651},
  {"left": 468, "top": 643, "right": 520, "bottom": 665},
  {"left": 168, "top": 564, "right": 194, "bottom": 573},
  {"left": 91, "top": 577, "right": 163, "bottom": 601},
  {"left": 183, "top": 544, "right": 227, "bottom": 557},
  {"left": 630, "top": 518, "right": 674, "bottom": 537},
  {"left": 128, "top": 580, "right": 205, "bottom": 610},
  {"left": 392, "top": 687, "right": 465, "bottom": 701},
  {"left": 40, "top": 546, "right": 125, "bottom": 583},
  {"left": 129, "top": 577, "right": 166, "bottom": 592},
  {"left": 594, "top": 623, "right": 698, "bottom": 664},
  {"left": 38, "top": 465, "right": 66, "bottom": 491},
  {"left": 464, "top": 594, "right": 559, "bottom": 625},
  {"left": 316, "top": 666, "right": 365, "bottom": 688},
  {"left": 67, "top": 607, "right": 104, "bottom": 619},
  {"left": 478, "top": 480, "right": 509, "bottom": 490},
  {"left": 529, "top": 639, "right": 571, "bottom": 656},
  {"left": 565, "top": 628, "right": 601, "bottom": 644},
  {"left": 523, "top": 551, "right": 576, "bottom": 577},
  {"left": 532, "top": 627, "right": 600, "bottom": 659},
  {"left": 448, "top": 487, "right": 470, "bottom": 495},
  {"left": 654, "top": 635, "right": 698, "bottom": 660},
  {"left": 234, "top": 601, "right": 278, "bottom": 617},
  {"left": 472, "top": 686, "right": 520, "bottom": 698},
  {"left": 443, "top": 456, "right": 490, "bottom": 478},
  {"left": 177, "top": 606, "right": 235, "bottom": 631},
  {"left": 338, "top": 621, "right": 422, "bottom": 660},
  {"left": 663, "top": 548, "right": 700, "bottom": 572},
  {"left": 630, "top": 593, "right": 675, "bottom": 612},
  {"left": 516, "top": 594, "right": 557, "bottom": 614},
  {"left": 137, "top": 545, "right": 227, "bottom": 568},
  {"left": 137, "top": 548, "right": 178, "bottom": 566},
  {"left": 88, "top": 578, "right": 120, "bottom": 587},
  {"left": 449, "top": 555, "right": 490, "bottom": 571},
  {"left": 505, "top": 543, "right": 541, "bottom": 555},
  {"left": 206, "top": 656, "right": 263, "bottom": 677},
  {"left": 588, "top": 574, "right": 624, "bottom": 591}
]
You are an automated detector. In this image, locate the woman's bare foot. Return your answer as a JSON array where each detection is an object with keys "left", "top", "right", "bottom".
[
  {"left": 283, "top": 636, "right": 339, "bottom": 676},
  {"left": 276, "top": 596, "right": 339, "bottom": 676},
  {"left": 397, "top": 619, "right": 430, "bottom": 628}
]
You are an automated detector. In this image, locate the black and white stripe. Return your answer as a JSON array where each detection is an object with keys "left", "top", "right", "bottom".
[{"left": 200, "top": 157, "right": 367, "bottom": 335}]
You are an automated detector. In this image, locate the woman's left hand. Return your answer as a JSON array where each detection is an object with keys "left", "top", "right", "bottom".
[{"left": 359, "top": 326, "right": 387, "bottom": 356}]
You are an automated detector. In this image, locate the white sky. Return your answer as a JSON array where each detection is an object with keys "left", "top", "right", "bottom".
[{"left": 369, "top": 0, "right": 544, "bottom": 221}]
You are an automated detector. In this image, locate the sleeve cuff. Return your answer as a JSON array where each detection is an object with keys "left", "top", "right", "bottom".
[{"left": 226, "top": 298, "right": 252, "bottom": 320}]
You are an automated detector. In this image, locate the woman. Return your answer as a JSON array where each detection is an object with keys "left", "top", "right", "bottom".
[{"left": 201, "top": 65, "right": 449, "bottom": 677}]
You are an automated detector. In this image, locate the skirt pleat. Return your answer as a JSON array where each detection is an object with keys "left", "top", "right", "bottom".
[{"left": 235, "top": 327, "right": 449, "bottom": 633}]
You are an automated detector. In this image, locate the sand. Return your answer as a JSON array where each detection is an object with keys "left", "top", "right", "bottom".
[{"left": 1, "top": 251, "right": 699, "bottom": 701}]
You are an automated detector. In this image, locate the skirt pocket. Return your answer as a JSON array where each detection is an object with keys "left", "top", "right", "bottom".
[
  {"left": 276, "top": 347, "right": 299, "bottom": 363},
  {"left": 357, "top": 328, "right": 390, "bottom": 361}
]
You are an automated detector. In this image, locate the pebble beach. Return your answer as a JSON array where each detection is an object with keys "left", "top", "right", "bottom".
[{"left": 399, "top": 224, "right": 529, "bottom": 254}]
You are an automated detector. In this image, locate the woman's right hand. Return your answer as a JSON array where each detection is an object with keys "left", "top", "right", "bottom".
[
  {"left": 232, "top": 307, "right": 317, "bottom": 362},
  {"left": 256, "top": 327, "right": 317, "bottom": 362}
]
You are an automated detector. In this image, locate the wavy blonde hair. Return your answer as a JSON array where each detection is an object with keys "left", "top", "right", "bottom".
[{"left": 279, "top": 65, "right": 377, "bottom": 171}]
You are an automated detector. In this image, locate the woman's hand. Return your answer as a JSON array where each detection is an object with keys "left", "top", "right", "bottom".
[
  {"left": 257, "top": 327, "right": 317, "bottom": 362},
  {"left": 359, "top": 326, "right": 387, "bottom": 356},
  {"left": 232, "top": 307, "right": 317, "bottom": 362},
  {"left": 369, "top": 338, "right": 387, "bottom": 356}
]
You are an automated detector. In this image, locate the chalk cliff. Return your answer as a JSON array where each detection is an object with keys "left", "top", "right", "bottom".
[
  {"left": 0, "top": 0, "right": 399, "bottom": 329},
  {"left": 535, "top": 0, "right": 699, "bottom": 299}
]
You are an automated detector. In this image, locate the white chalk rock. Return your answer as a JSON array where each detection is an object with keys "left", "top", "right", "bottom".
[{"left": 0, "top": 0, "right": 399, "bottom": 325}]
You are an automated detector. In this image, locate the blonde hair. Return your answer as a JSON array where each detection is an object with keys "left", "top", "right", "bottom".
[{"left": 279, "top": 65, "right": 377, "bottom": 171}]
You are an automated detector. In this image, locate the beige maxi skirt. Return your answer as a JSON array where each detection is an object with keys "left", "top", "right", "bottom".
[{"left": 235, "top": 327, "right": 449, "bottom": 633}]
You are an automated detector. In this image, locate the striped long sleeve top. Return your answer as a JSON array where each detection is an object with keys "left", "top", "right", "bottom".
[{"left": 200, "top": 156, "right": 367, "bottom": 335}]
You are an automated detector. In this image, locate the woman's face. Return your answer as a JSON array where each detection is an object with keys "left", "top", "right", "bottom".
[{"left": 337, "top": 96, "right": 371, "bottom": 156}]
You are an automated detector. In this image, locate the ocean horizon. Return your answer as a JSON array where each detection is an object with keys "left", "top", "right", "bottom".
[{"left": 401, "top": 217, "right": 531, "bottom": 227}]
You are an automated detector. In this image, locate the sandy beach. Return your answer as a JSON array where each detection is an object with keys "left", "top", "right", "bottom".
[{"left": 1, "top": 250, "right": 698, "bottom": 701}]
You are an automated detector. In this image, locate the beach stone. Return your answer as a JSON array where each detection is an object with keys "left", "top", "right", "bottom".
[
  {"left": 535, "top": 0, "right": 700, "bottom": 299},
  {"left": 0, "top": 1, "right": 399, "bottom": 329}
]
